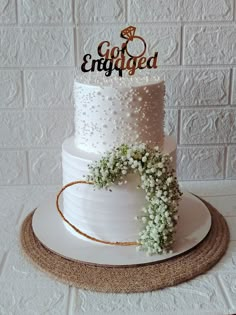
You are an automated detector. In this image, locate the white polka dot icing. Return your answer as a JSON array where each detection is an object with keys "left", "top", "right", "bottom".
[{"left": 74, "top": 76, "right": 165, "bottom": 154}]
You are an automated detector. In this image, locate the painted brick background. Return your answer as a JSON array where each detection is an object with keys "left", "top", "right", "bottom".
[{"left": 0, "top": 0, "right": 236, "bottom": 185}]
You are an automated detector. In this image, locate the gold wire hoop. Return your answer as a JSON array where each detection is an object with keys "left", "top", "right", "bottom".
[{"left": 56, "top": 180, "right": 138, "bottom": 246}]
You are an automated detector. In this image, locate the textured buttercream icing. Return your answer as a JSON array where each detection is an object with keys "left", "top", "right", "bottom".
[
  {"left": 62, "top": 136, "right": 176, "bottom": 242},
  {"left": 74, "top": 76, "right": 165, "bottom": 155}
]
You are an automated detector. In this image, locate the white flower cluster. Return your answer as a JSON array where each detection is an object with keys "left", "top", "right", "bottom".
[{"left": 87, "top": 143, "right": 182, "bottom": 255}]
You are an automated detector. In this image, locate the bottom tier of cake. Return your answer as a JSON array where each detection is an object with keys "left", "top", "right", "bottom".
[{"left": 62, "top": 136, "right": 177, "bottom": 243}]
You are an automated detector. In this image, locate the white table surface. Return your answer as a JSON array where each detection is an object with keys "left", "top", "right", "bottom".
[{"left": 0, "top": 181, "right": 236, "bottom": 315}]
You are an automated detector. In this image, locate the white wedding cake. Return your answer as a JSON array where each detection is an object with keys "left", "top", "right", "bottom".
[{"left": 61, "top": 76, "right": 177, "bottom": 245}]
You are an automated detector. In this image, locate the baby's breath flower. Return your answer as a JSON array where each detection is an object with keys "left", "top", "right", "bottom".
[
  {"left": 157, "top": 170, "right": 162, "bottom": 177},
  {"left": 142, "top": 156, "right": 147, "bottom": 163},
  {"left": 87, "top": 142, "right": 182, "bottom": 255}
]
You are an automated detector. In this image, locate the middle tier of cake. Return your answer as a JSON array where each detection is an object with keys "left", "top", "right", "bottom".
[{"left": 62, "top": 136, "right": 177, "bottom": 243}]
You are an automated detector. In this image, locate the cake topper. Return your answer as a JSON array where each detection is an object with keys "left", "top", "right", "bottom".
[{"left": 81, "top": 26, "right": 158, "bottom": 77}]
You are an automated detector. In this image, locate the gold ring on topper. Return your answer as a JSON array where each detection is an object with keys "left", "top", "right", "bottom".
[
  {"left": 56, "top": 180, "right": 138, "bottom": 246},
  {"left": 121, "top": 26, "right": 147, "bottom": 58}
]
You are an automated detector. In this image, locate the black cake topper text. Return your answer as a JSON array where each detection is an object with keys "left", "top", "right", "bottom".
[{"left": 81, "top": 26, "right": 158, "bottom": 77}]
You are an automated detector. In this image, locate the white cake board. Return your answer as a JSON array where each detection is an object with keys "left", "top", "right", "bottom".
[{"left": 32, "top": 191, "right": 211, "bottom": 266}]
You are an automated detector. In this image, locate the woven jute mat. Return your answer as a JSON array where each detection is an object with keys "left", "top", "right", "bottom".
[{"left": 20, "top": 197, "right": 229, "bottom": 293}]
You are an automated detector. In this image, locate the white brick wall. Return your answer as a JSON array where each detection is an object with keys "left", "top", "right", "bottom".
[
  {"left": 0, "top": 0, "right": 236, "bottom": 185},
  {"left": 0, "top": 71, "right": 23, "bottom": 108},
  {"left": 24, "top": 70, "right": 74, "bottom": 108},
  {"left": 28, "top": 149, "right": 62, "bottom": 184}
]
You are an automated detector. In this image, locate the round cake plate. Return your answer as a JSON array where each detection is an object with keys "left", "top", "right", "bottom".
[{"left": 32, "top": 191, "right": 211, "bottom": 266}]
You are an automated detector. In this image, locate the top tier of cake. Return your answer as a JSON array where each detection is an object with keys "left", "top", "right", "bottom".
[{"left": 74, "top": 76, "right": 165, "bottom": 155}]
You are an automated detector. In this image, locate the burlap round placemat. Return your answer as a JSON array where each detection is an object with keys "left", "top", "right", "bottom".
[{"left": 20, "top": 197, "right": 229, "bottom": 293}]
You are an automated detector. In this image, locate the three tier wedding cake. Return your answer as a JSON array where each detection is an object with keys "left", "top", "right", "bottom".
[{"left": 59, "top": 75, "right": 181, "bottom": 255}]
